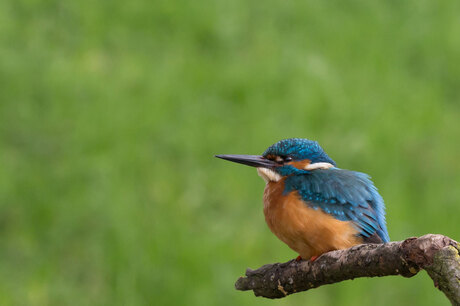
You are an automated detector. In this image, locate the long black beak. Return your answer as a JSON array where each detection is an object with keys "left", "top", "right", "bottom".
[{"left": 215, "top": 154, "right": 277, "bottom": 168}]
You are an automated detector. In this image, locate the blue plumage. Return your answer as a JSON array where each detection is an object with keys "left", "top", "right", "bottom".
[
  {"left": 263, "top": 138, "right": 336, "bottom": 166},
  {"left": 284, "top": 169, "right": 390, "bottom": 243}
]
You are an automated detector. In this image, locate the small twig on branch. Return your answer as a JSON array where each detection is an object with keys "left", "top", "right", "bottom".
[{"left": 235, "top": 234, "right": 460, "bottom": 305}]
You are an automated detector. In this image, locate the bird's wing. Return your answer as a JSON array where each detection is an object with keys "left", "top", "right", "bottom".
[{"left": 284, "top": 169, "right": 390, "bottom": 243}]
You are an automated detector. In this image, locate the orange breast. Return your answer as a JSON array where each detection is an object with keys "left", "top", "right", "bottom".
[{"left": 263, "top": 179, "right": 362, "bottom": 259}]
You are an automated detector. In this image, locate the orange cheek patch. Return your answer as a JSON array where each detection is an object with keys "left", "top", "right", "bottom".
[{"left": 287, "top": 159, "right": 311, "bottom": 170}]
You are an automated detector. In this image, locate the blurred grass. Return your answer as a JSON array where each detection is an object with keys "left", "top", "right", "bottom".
[{"left": 0, "top": 0, "right": 459, "bottom": 305}]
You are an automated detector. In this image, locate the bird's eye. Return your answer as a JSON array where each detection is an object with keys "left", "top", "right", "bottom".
[{"left": 285, "top": 156, "right": 293, "bottom": 162}]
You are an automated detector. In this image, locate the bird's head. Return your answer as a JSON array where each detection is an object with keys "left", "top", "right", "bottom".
[{"left": 216, "top": 138, "right": 336, "bottom": 183}]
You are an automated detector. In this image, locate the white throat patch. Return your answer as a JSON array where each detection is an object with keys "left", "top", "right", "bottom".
[{"left": 257, "top": 168, "right": 282, "bottom": 183}]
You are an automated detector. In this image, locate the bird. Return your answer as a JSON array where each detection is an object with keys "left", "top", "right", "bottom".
[{"left": 216, "top": 138, "right": 389, "bottom": 261}]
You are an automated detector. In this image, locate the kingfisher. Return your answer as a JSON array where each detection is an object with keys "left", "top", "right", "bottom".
[{"left": 216, "top": 138, "right": 389, "bottom": 261}]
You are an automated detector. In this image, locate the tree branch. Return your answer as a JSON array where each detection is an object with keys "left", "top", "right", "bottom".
[{"left": 235, "top": 234, "right": 460, "bottom": 305}]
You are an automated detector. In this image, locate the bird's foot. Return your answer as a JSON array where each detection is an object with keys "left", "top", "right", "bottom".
[{"left": 296, "top": 255, "right": 319, "bottom": 262}]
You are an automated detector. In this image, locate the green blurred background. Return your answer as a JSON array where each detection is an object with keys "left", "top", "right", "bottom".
[{"left": 0, "top": 0, "right": 459, "bottom": 305}]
